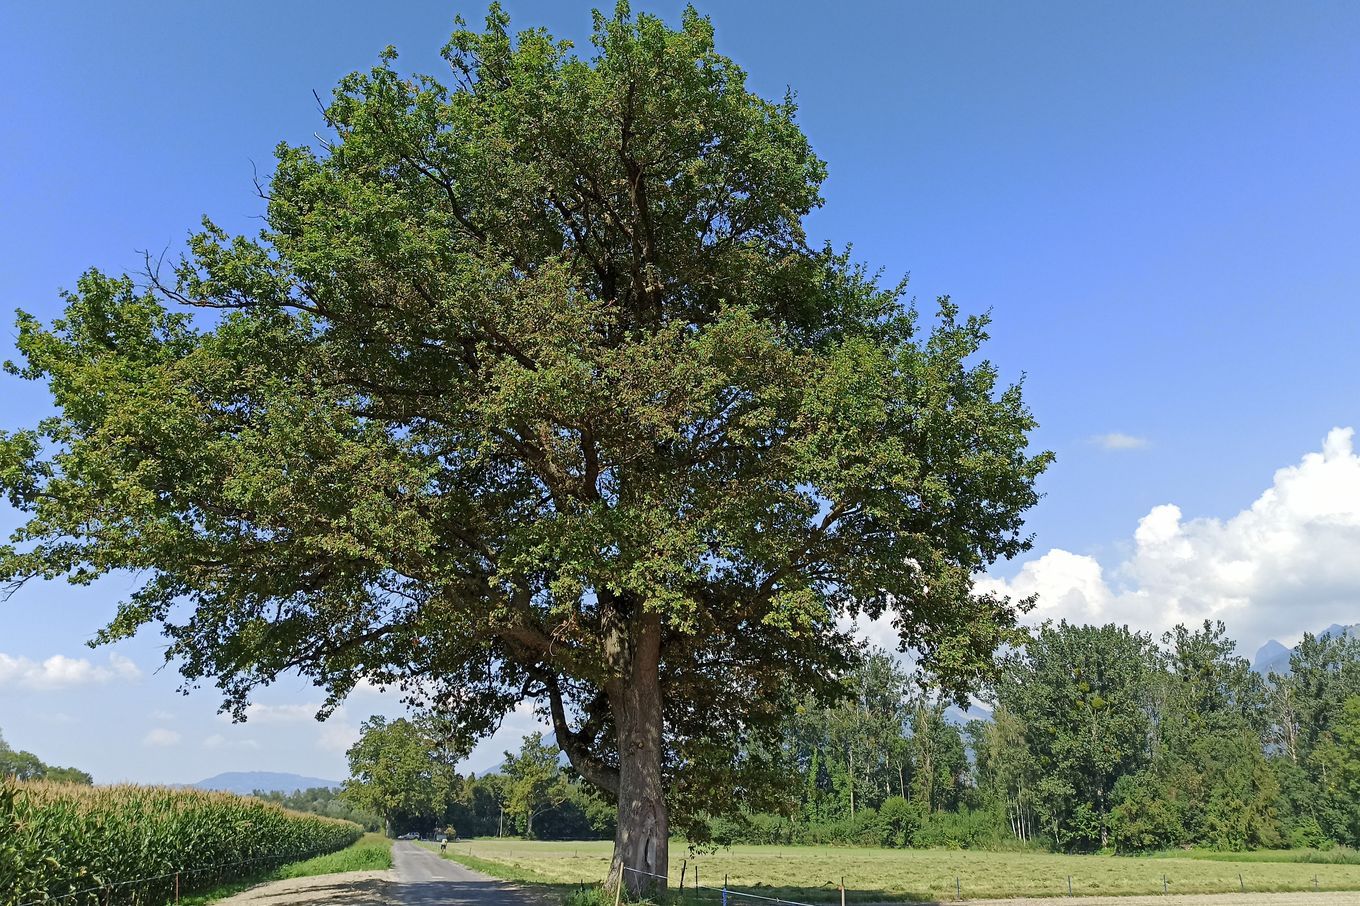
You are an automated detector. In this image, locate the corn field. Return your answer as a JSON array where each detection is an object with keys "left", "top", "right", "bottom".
[{"left": 0, "top": 779, "right": 363, "bottom": 906}]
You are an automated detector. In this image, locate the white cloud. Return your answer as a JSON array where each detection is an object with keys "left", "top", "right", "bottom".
[
  {"left": 149, "top": 709, "right": 174, "bottom": 721},
  {"left": 317, "top": 721, "right": 361, "bottom": 754},
  {"left": 351, "top": 678, "right": 388, "bottom": 696},
  {"left": 143, "top": 728, "right": 182, "bottom": 747},
  {"left": 215, "top": 699, "right": 367, "bottom": 754},
  {"left": 224, "top": 702, "right": 320, "bottom": 724},
  {"left": 844, "top": 611, "right": 904, "bottom": 655},
  {"left": 1091, "top": 432, "right": 1149, "bottom": 450},
  {"left": 981, "top": 427, "right": 1360, "bottom": 653},
  {"left": 0, "top": 652, "right": 141, "bottom": 690}
]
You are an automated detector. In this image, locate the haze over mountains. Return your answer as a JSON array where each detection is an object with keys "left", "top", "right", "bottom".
[
  {"left": 1251, "top": 622, "right": 1359, "bottom": 676},
  {"left": 191, "top": 771, "right": 340, "bottom": 796}
]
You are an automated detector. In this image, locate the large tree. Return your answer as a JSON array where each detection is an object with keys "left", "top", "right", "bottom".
[{"left": 0, "top": 5, "right": 1048, "bottom": 892}]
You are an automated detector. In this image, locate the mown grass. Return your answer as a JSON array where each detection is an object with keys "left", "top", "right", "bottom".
[
  {"left": 432, "top": 838, "right": 1360, "bottom": 902},
  {"left": 181, "top": 833, "right": 392, "bottom": 904},
  {"left": 1150, "top": 846, "right": 1360, "bottom": 865}
]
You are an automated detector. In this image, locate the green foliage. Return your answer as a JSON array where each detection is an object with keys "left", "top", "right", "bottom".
[
  {"left": 504, "top": 731, "right": 567, "bottom": 839},
  {"left": 0, "top": 780, "right": 362, "bottom": 906},
  {"left": 1110, "top": 773, "right": 1186, "bottom": 852},
  {"left": 253, "top": 786, "right": 381, "bottom": 832},
  {"left": 877, "top": 796, "right": 922, "bottom": 847},
  {"left": 343, "top": 715, "right": 459, "bottom": 834},
  {"left": 996, "top": 621, "right": 1153, "bottom": 851},
  {"left": 0, "top": 730, "right": 91, "bottom": 785},
  {"left": 1312, "top": 695, "right": 1360, "bottom": 846},
  {"left": 910, "top": 807, "right": 1012, "bottom": 850},
  {"left": 0, "top": 4, "right": 1048, "bottom": 859}
]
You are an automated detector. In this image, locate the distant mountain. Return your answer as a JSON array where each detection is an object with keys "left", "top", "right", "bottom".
[
  {"left": 1252, "top": 639, "right": 1291, "bottom": 676},
  {"left": 192, "top": 771, "right": 341, "bottom": 795},
  {"left": 1251, "top": 623, "right": 1359, "bottom": 677},
  {"left": 945, "top": 702, "right": 992, "bottom": 726}
]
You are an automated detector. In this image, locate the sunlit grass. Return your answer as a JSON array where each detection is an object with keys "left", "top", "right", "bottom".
[{"left": 432, "top": 838, "right": 1360, "bottom": 902}]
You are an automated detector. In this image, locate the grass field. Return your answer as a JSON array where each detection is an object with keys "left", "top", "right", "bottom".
[{"left": 435, "top": 839, "right": 1360, "bottom": 902}]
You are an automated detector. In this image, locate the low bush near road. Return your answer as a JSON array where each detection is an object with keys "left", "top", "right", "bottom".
[{"left": 0, "top": 779, "right": 363, "bottom": 905}]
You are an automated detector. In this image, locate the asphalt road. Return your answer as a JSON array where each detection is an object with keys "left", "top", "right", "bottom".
[{"left": 391, "top": 841, "right": 543, "bottom": 906}]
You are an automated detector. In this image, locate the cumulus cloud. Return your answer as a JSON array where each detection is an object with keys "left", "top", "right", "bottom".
[
  {"left": 1090, "top": 432, "right": 1149, "bottom": 450},
  {"left": 980, "top": 427, "right": 1360, "bottom": 653},
  {"left": 143, "top": 728, "right": 182, "bottom": 747},
  {"left": 0, "top": 652, "right": 140, "bottom": 690}
]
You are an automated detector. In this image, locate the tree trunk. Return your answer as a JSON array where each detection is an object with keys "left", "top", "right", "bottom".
[{"left": 606, "top": 613, "right": 668, "bottom": 898}]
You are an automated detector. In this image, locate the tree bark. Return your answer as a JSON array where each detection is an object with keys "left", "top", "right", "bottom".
[{"left": 606, "top": 613, "right": 668, "bottom": 897}]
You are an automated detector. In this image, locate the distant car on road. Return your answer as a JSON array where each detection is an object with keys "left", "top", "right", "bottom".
[{"left": 396, "top": 832, "right": 419, "bottom": 840}]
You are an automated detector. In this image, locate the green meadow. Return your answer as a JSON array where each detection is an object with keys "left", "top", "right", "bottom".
[{"left": 434, "top": 839, "right": 1360, "bottom": 902}]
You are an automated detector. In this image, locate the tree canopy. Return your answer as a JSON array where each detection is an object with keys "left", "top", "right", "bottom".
[
  {"left": 0, "top": 730, "right": 92, "bottom": 785},
  {"left": 0, "top": 4, "right": 1048, "bottom": 890}
]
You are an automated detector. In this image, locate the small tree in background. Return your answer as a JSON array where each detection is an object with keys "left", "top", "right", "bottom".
[
  {"left": 343, "top": 716, "right": 457, "bottom": 836},
  {"left": 503, "top": 731, "right": 568, "bottom": 838}
]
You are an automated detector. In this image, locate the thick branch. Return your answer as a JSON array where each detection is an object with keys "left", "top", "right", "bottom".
[{"left": 546, "top": 675, "right": 620, "bottom": 795}]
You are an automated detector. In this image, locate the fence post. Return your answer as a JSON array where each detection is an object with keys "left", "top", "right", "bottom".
[
  {"left": 615, "top": 869, "right": 624, "bottom": 906},
  {"left": 1067, "top": 876, "right": 1072, "bottom": 897},
  {"left": 1239, "top": 873, "right": 1244, "bottom": 892},
  {"left": 723, "top": 874, "right": 729, "bottom": 906},
  {"left": 1162, "top": 875, "right": 1167, "bottom": 895},
  {"left": 176, "top": 871, "right": 181, "bottom": 904},
  {"left": 681, "top": 861, "right": 688, "bottom": 894},
  {"left": 955, "top": 877, "right": 961, "bottom": 900},
  {"left": 840, "top": 876, "right": 845, "bottom": 906}
]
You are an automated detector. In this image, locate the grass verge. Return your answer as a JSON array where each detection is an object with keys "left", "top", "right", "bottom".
[{"left": 179, "top": 833, "right": 392, "bottom": 904}]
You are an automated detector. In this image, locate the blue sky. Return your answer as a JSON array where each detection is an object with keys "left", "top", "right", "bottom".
[{"left": 3, "top": 1, "right": 1360, "bottom": 784}]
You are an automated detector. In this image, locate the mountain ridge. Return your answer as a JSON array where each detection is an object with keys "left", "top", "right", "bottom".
[
  {"left": 1251, "top": 622, "right": 1359, "bottom": 676},
  {"left": 192, "top": 771, "right": 340, "bottom": 795}
]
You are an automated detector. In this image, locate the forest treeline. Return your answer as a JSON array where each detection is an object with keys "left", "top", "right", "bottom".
[
  {"left": 0, "top": 729, "right": 91, "bottom": 784},
  {"left": 753, "top": 620, "right": 1360, "bottom": 853},
  {"left": 251, "top": 786, "right": 383, "bottom": 832},
  {"left": 347, "top": 619, "right": 1360, "bottom": 853}
]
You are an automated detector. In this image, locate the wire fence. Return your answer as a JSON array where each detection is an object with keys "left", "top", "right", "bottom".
[
  {"left": 622, "top": 866, "right": 822, "bottom": 906},
  {"left": 14, "top": 844, "right": 343, "bottom": 906}
]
